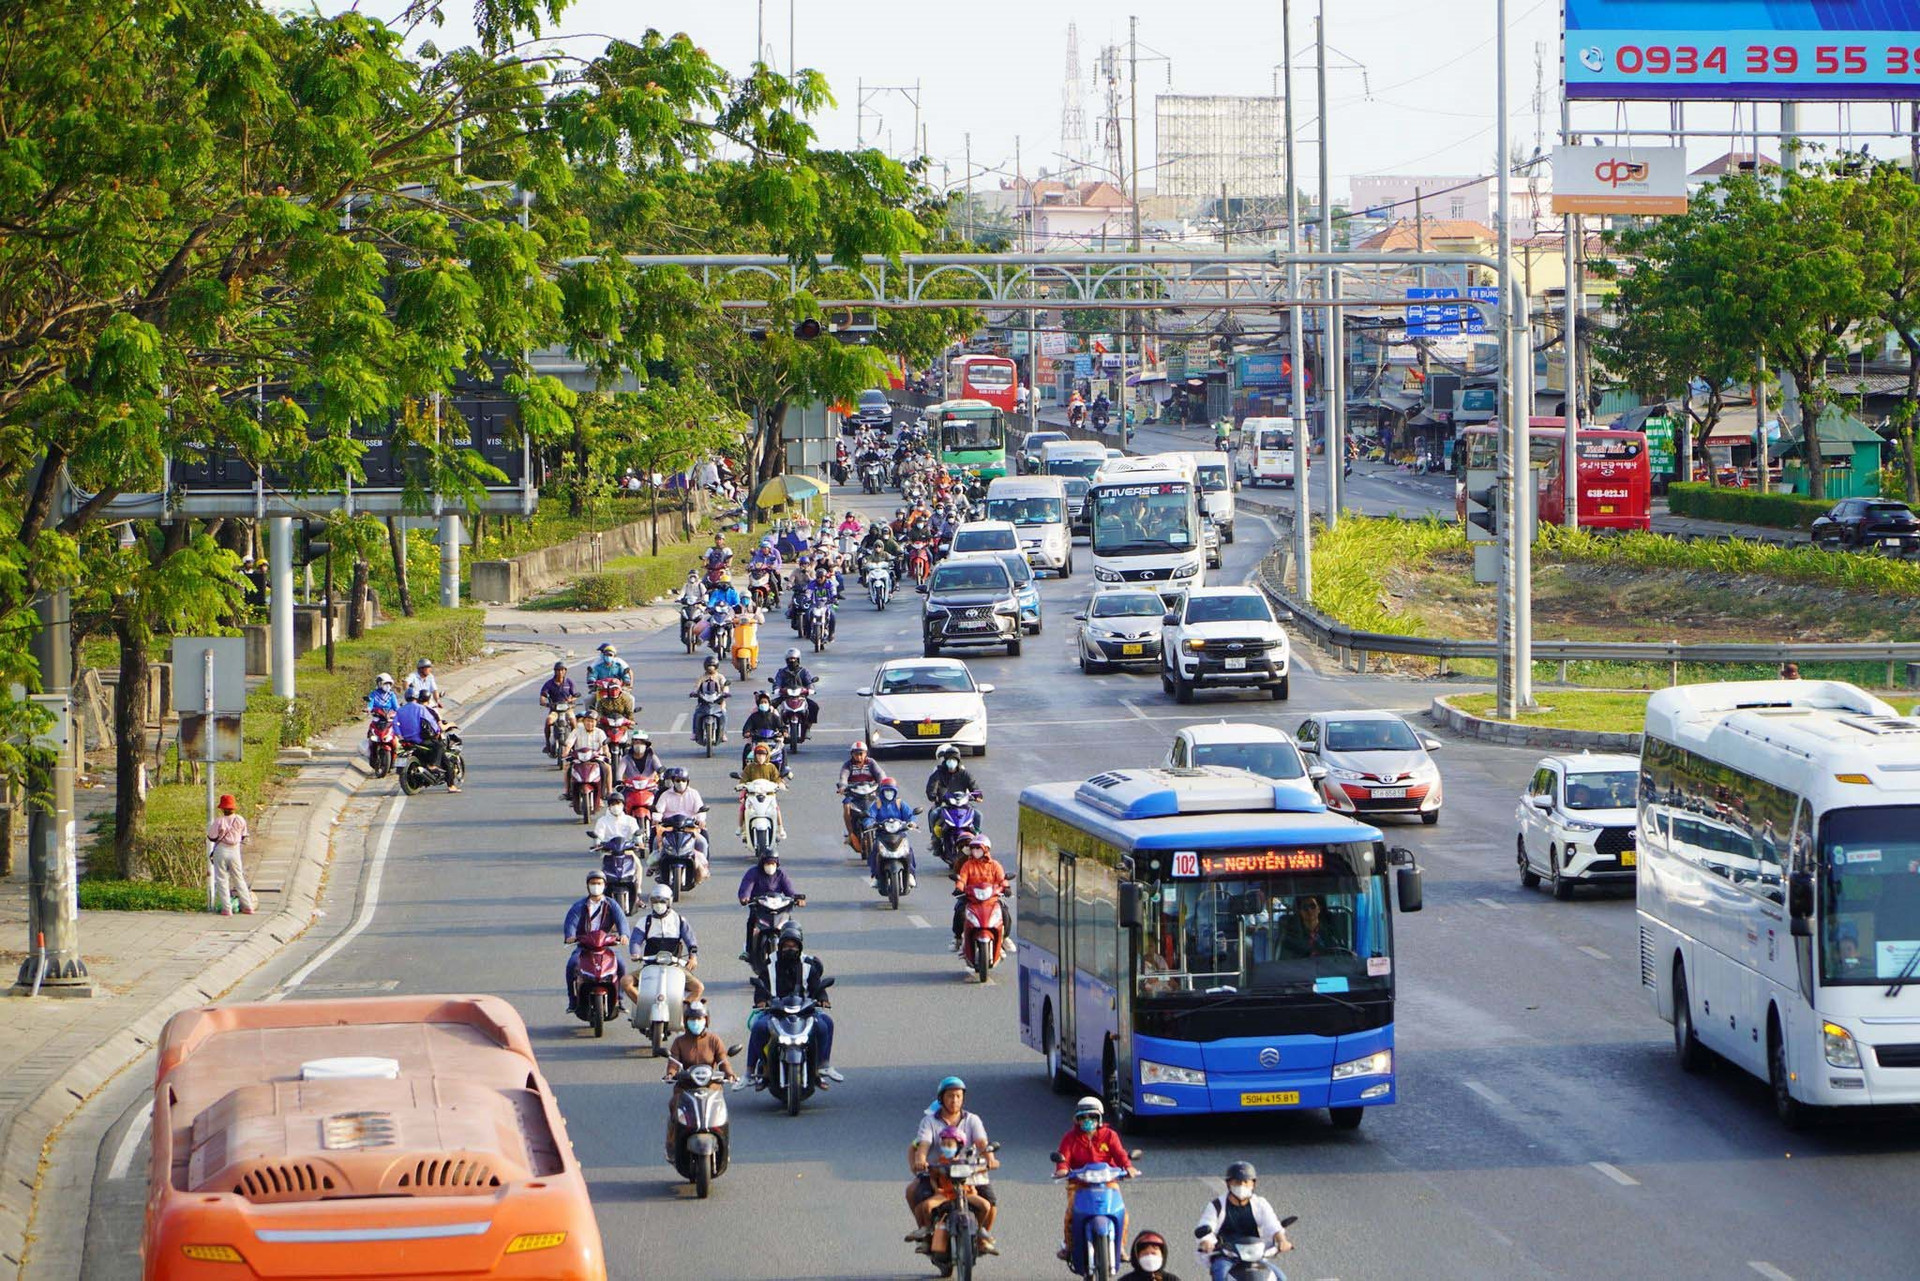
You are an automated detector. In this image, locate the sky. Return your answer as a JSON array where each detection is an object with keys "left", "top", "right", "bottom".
[{"left": 356, "top": 1, "right": 1875, "bottom": 205}]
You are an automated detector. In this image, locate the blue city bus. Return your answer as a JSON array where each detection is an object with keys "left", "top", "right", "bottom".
[{"left": 1016, "top": 767, "right": 1424, "bottom": 1130}]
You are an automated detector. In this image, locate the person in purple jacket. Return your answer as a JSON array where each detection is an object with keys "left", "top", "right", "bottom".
[{"left": 737, "top": 851, "right": 806, "bottom": 960}]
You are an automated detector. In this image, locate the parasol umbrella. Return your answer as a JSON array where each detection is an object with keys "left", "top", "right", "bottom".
[{"left": 752, "top": 473, "right": 826, "bottom": 509}]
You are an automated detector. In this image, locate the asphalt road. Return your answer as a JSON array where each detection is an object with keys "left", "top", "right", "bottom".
[{"left": 80, "top": 476, "right": 1920, "bottom": 1281}]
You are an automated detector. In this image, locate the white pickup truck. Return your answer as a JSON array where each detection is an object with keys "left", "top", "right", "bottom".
[{"left": 1160, "top": 585, "right": 1291, "bottom": 703}]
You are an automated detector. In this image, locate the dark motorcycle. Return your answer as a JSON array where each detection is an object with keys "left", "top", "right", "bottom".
[
  {"left": 873, "top": 813, "right": 917, "bottom": 910},
  {"left": 842, "top": 779, "right": 879, "bottom": 862},
  {"left": 754, "top": 980, "right": 833, "bottom": 1117},
  {"left": 745, "top": 891, "right": 802, "bottom": 969},
  {"left": 596, "top": 835, "right": 642, "bottom": 917},
  {"left": 931, "top": 790, "right": 984, "bottom": 866},
  {"left": 654, "top": 810, "right": 707, "bottom": 898},
  {"left": 667, "top": 1061, "right": 734, "bottom": 1199},
  {"left": 396, "top": 728, "right": 465, "bottom": 795},
  {"left": 773, "top": 682, "right": 812, "bottom": 752},
  {"left": 570, "top": 927, "right": 623, "bottom": 1037},
  {"left": 679, "top": 598, "right": 702, "bottom": 654},
  {"left": 692, "top": 686, "right": 728, "bottom": 758}
]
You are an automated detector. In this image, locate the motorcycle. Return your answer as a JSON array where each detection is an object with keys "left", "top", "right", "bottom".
[
  {"left": 1068, "top": 403, "right": 1086, "bottom": 429},
  {"left": 745, "top": 891, "right": 801, "bottom": 969},
  {"left": 733, "top": 775, "right": 784, "bottom": 861},
  {"left": 1207, "top": 1219, "right": 1299, "bottom": 1281},
  {"left": 654, "top": 811, "right": 707, "bottom": 897},
  {"left": 1053, "top": 1159, "right": 1140, "bottom": 1281},
  {"left": 705, "top": 606, "right": 734, "bottom": 660},
  {"left": 906, "top": 540, "right": 933, "bottom": 587},
  {"left": 667, "top": 1061, "right": 733, "bottom": 1199},
  {"left": 567, "top": 749, "right": 607, "bottom": 823},
  {"left": 679, "top": 597, "right": 703, "bottom": 654},
  {"left": 773, "top": 682, "right": 812, "bottom": 752},
  {"left": 742, "top": 728, "right": 788, "bottom": 774},
  {"left": 630, "top": 947, "right": 691, "bottom": 1056},
  {"left": 748, "top": 566, "right": 779, "bottom": 610},
  {"left": 807, "top": 595, "right": 835, "bottom": 652},
  {"left": 570, "top": 927, "right": 624, "bottom": 1038},
  {"left": 842, "top": 779, "right": 879, "bottom": 860},
  {"left": 396, "top": 727, "right": 465, "bottom": 795},
  {"left": 872, "top": 813, "right": 917, "bottom": 910},
  {"left": 836, "top": 527, "right": 861, "bottom": 562},
  {"left": 542, "top": 697, "right": 575, "bottom": 759},
  {"left": 931, "top": 790, "right": 984, "bottom": 867},
  {"left": 754, "top": 979, "right": 834, "bottom": 1117},
  {"left": 692, "top": 685, "right": 728, "bottom": 757},
  {"left": 366, "top": 709, "right": 398, "bottom": 778},
  {"left": 620, "top": 775, "right": 659, "bottom": 836},
  {"left": 960, "top": 884, "right": 1009, "bottom": 983},
  {"left": 861, "top": 458, "right": 885, "bottom": 494},
  {"left": 601, "top": 712, "right": 634, "bottom": 771},
  {"left": 864, "top": 557, "right": 894, "bottom": 610},
  {"left": 926, "top": 1142, "right": 1000, "bottom": 1281},
  {"left": 597, "top": 834, "right": 642, "bottom": 917}
]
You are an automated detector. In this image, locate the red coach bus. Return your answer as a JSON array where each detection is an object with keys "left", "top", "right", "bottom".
[
  {"left": 144, "top": 995, "right": 605, "bottom": 1281},
  {"left": 946, "top": 354, "right": 1019, "bottom": 416},
  {"left": 1457, "top": 421, "right": 1652, "bottom": 531}
]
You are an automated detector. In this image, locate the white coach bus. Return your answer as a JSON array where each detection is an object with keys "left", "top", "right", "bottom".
[{"left": 1638, "top": 680, "right": 1920, "bottom": 1126}]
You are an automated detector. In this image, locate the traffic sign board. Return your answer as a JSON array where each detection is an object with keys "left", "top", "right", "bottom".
[{"left": 1406, "top": 287, "right": 1499, "bottom": 337}]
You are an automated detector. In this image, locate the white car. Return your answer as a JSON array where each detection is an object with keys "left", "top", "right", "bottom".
[
  {"left": 948, "top": 519, "right": 1020, "bottom": 558},
  {"left": 1517, "top": 752, "right": 1640, "bottom": 899},
  {"left": 1296, "top": 710, "right": 1444, "bottom": 823},
  {"left": 857, "top": 657, "right": 994, "bottom": 757},
  {"left": 1165, "top": 721, "right": 1324, "bottom": 808},
  {"left": 1161, "top": 586, "right": 1291, "bottom": 702}
]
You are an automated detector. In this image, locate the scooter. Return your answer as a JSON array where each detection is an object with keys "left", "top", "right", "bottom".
[
  {"left": 597, "top": 834, "right": 642, "bottom": 917},
  {"left": 1207, "top": 1218, "right": 1299, "bottom": 1281},
  {"left": 774, "top": 682, "right": 813, "bottom": 752},
  {"left": 906, "top": 540, "right": 933, "bottom": 586},
  {"left": 679, "top": 598, "right": 702, "bottom": 654},
  {"left": 667, "top": 1060, "right": 733, "bottom": 1199},
  {"left": 841, "top": 779, "right": 879, "bottom": 860},
  {"left": 620, "top": 775, "right": 659, "bottom": 836},
  {"left": 692, "top": 686, "right": 728, "bottom": 757},
  {"left": 808, "top": 595, "right": 835, "bottom": 652},
  {"left": 745, "top": 892, "right": 802, "bottom": 969},
  {"left": 926, "top": 1142, "right": 1000, "bottom": 1281},
  {"left": 1053, "top": 1159, "right": 1140, "bottom": 1281},
  {"left": 567, "top": 750, "right": 607, "bottom": 823},
  {"left": 396, "top": 728, "right": 465, "bottom": 795},
  {"left": 865, "top": 557, "right": 894, "bottom": 610},
  {"left": 872, "top": 813, "right": 917, "bottom": 910},
  {"left": 654, "top": 811, "right": 707, "bottom": 897},
  {"left": 366, "top": 709, "right": 398, "bottom": 778},
  {"left": 755, "top": 980, "right": 834, "bottom": 1117},
  {"left": 733, "top": 776, "right": 784, "bottom": 861},
  {"left": 748, "top": 566, "right": 778, "bottom": 610},
  {"left": 961, "top": 885, "right": 1009, "bottom": 983},
  {"left": 571, "top": 928, "right": 623, "bottom": 1038},
  {"left": 741, "top": 728, "right": 788, "bottom": 774},
  {"left": 704, "top": 607, "right": 734, "bottom": 661},
  {"left": 601, "top": 712, "right": 634, "bottom": 771},
  {"left": 542, "top": 697, "right": 575, "bottom": 759},
  {"left": 630, "top": 947, "right": 691, "bottom": 1056},
  {"left": 861, "top": 458, "right": 886, "bottom": 494},
  {"left": 931, "top": 790, "right": 984, "bottom": 867}
]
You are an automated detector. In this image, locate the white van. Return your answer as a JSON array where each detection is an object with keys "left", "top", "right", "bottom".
[
  {"left": 1242, "top": 416, "right": 1301, "bottom": 487},
  {"left": 983, "top": 475, "right": 1073, "bottom": 576},
  {"left": 1041, "top": 439, "right": 1108, "bottom": 535},
  {"left": 1174, "top": 449, "right": 1236, "bottom": 543}
]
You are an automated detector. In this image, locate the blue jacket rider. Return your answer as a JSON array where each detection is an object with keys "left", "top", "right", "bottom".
[
  {"left": 865, "top": 781, "right": 918, "bottom": 883},
  {"left": 587, "top": 644, "right": 631, "bottom": 686},
  {"left": 706, "top": 579, "right": 745, "bottom": 612},
  {"left": 365, "top": 675, "right": 402, "bottom": 715},
  {"left": 562, "top": 872, "right": 630, "bottom": 1012}
]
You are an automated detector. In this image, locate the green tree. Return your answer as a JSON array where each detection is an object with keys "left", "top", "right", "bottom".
[{"left": 1845, "top": 162, "right": 1920, "bottom": 503}]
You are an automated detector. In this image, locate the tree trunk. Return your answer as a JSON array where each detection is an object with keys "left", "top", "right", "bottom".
[
  {"left": 348, "top": 556, "right": 370, "bottom": 639},
  {"left": 1900, "top": 332, "right": 1920, "bottom": 503},
  {"left": 568, "top": 421, "right": 591, "bottom": 517},
  {"left": 756, "top": 403, "right": 789, "bottom": 486},
  {"left": 111, "top": 611, "right": 150, "bottom": 879},
  {"left": 1800, "top": 382, "right": 1828, "bottom": 501},
  {"left": 650, "top": 484, "right": 659, "bottom": 557},
  {"left": 386, "top": 516, "right": 416, "bottom": 617}
]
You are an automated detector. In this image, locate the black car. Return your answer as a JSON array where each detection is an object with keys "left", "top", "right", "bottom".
[
  {"left": 1811, "top": 498, "right": 1920, "bottom": 551},
  {"left": 849, "top": 389, "right": 895, "bottom": 432},
  {"left": 1019, "top": 430, "right": 1069, "bottom": 474},
  {"left": 919, "top": 558, "right": 1022, "bottom": 657}
]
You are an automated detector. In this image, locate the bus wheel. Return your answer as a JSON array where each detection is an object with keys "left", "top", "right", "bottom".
[
  {"left": 1768, "top": 1015, "right": 1809, "bottom": 1131},
  {"left": 1672, "top": 963, "right": 1705, "bottom": 1074},
  {"left": 1328, "top": 1107, "right": 1364, "bottom": 1131},
  {"left": 1044, "top": 1008, "right": 1073, "bottom": 1095},
  {"left": 1101, "top": 1049, "right": 1124, "bottom": 1127}
]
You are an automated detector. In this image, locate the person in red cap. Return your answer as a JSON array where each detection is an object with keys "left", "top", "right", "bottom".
[{"left": 206, "top": 794, "right": 256, "bottom": 916}]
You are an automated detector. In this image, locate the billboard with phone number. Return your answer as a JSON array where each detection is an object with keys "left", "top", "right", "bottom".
[{"left": 1566, "top": 0, "right": 1920, "bottom": 100}]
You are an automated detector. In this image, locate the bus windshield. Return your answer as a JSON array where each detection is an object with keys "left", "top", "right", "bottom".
[
  {"left": 964, "top": 363, "right": 1015, "bottom": 391},
  {"left": 1047, "top": 458, "right": 1104, "bottom": 480},
  {"left": 942, "top": 415, "right": 1005, "bottom": 451},
  {"left": 1090, "top": 481, "right": 1197, "bottom": 555},
  {"left": 1820, "top": 805, "right": 1920, "bottom": 986},
  {"left": 984, "top": 496, "right": 1066, "bottom": 526},
  {"left": 1138, "top": 857, "right": 1389, "bottom": 998}
]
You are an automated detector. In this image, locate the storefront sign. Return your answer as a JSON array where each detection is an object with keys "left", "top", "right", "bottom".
[{"left": 1553, "top": 145, "right": 1687, "bottom": 215}]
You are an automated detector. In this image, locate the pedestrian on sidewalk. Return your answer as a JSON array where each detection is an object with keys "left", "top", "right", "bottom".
[{"left": 206, "top": 794, "right": 257, "bottom": 916}]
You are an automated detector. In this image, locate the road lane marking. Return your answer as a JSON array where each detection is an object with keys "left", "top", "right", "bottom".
[
  {"left": 670, "top": 712, "right": 689, "bottom": 734},
  {"left": 1117, "top": 699, "right": 1153, "bottom": 722},
  {"left": 1461, "top": 1079, "right": 1506, "bottom": 1107},
  {"left": 107, "top": 1105, "right": 153, "bottom": 1181},
  {"left": 1474, "top": 896, "right": 1508, "bottom": 911},
  {"left": 1577, "top": 945, "right": 1612, "bottom": 962},
  {"left": 1589, "top": 1161, "right": 1638, "bottom": 1187},
  {"left": 907, "top": 914, "right": 931, "bottom": 929},
  {"left": 270, "top": 796, "right": 405, "bottom": 1001},
  {"left": 1748, "top": 1265, "right": 1793, "bottom": 1281}
]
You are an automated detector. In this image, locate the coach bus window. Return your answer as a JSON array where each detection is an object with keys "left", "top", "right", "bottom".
[{"left": 1819, "top": 806, "right": 1920, "bottom": 985}]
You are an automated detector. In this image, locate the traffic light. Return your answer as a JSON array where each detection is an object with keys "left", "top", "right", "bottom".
[
  {"left": 1463, "top": 473, "right": 1498, "bottom": 542},
  {"left": 299, "top": 519, "right": 332, "bottom": 565}
]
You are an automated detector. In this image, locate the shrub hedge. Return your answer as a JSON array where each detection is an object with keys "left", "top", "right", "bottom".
[{"left": 1667, "top": 482, "right": 1832, "bottom": 530}]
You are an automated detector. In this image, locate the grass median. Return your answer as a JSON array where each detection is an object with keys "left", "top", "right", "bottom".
[
  {"left": 1448, "top": 691, "right": 1651, "bottom": 736},
  {"left": 536, "top": 526, "right": 765, "bottom": 611}
]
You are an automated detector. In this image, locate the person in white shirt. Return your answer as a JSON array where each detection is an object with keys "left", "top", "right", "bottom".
[
  {"left": 592, "top": 799, "right": 642, "bottom": 849},
  {"left": 404, "top": 657, "right": 441, "bottom": 706},
  {"left": 205, "top": 793, "right": 257, "bottom": 915},
  {"left": 1194, "top": 1161, "right": 1292, "bottom": 1280},
  {"left": 561, "top": 711, "right": 611, "bottom": 803},
  {"left": 652, "top": 767, "right": 709, "bottom": 880}
]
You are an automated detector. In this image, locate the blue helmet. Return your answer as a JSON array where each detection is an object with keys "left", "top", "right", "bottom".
[{"left": 937, "top": 1075, "right": 967, "bottom": 1095}]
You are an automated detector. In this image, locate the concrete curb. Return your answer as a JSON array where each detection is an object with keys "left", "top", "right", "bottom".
[
  {"left": 1427, "top": 694, "right": 1644, "bottom": 753},
  {"left": 0, "top": 642, "right": 563, "bottom": 1279}
]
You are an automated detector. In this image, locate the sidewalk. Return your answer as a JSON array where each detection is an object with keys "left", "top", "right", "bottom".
[
  {"left": 485, "top": 602, "right": 677, "bottom": 635},
  {"left": 0, "top": 640, "right": 562, "bottom": 1277},
  {"left": 1649, "top": 505, "right": 1808, "bottom": 546}
]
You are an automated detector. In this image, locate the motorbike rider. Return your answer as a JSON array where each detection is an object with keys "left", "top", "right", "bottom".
[
  {"left": 890, "top": 506, "right": 911, "bottom": 537},
  {"left": 691, "top": 657, "right": 730, "bottom": 742},
  {"left": 860, "top": 520, "right": 901, "bottom": 566},
  {"left": 836, "top": 511, "right": 862, "bottom": 545},
  {"left": 662, "top": 1000, "right": 736, "bottom": 1160},
  {"left": 925, "top": 745, "right": 980, "bottom": 853},
  {"left": 803, "top": 563, "right": 840, "bottom": 641},
  {"left": 736, "top": 740, "right": 788, "bottom": 838},
  {"left": 950, "top": 833, "right": 1009, "bottom": 954},
  {"left": 1194, "top": 1162, "right": 1292, "bottom": 1281},
  {"left": 593, "top": 673, "right": 635, "bottom": 721},
  {"left": 702, "top": 531, "right": 734, "bottom": 579},
  {"left": 537, "top": 663, "right": 577, "bottom": 750},
  {"left": 587, "top": 642, "right": 632, "bottom": 687},
  {"left": 836, "top": 741, "right": 884, "bottom": 853},
  {"left": 740, "top": 692, "right": 786, "bottom": 767},
  {"left": 619, "top": 728, "right": 663, "bottom": 792},
  {"left": 1122, "top": 1231, "right": 1181, "bottom": 1281},
  {"left": 905, "top": 1076, "right": 999, "bottom": 1254},
  {"left": 562, "top": 869, "right": 629, "bottom": 1014},
  {"left": 625, "top": 884, "right": 705, "bottom": 1004},
  {"left": 736, "top": 851, "right": 806, "bottom": 960},
  {"left": 365, "top": 672, "right": 402, "bottom": 715},
  {"left": 404, "top": 657, "right": 441, "bottom": 707},
  {"left": 745, "top": 922, "right": 844, "bottom": 1088},
  {"left": 592, "top": 793, "right": 643, "bottom": 850},
  {"left": 678, "top": 569, "right": 708, "bottom": 611},
  {"left": 864, "top": 777, "right": 918, "bottom": 890},
  {"left": 771, "top": 649, "right": 820, "bottom": 728},
  {"left": 559, "top": 709, "right": 610, "bottom": 803},
  {"left": 702, "top": 573, "right": 744, "bottom": 636},
  {"left": 1053, "top": 1096, "right": 1135, "bottom": 1262},
  {"left": 653, "top": 766, "right": 709, "bottom": 883},
  {"left": 396, "top": 688, "right": 461, "bottom": 793}
]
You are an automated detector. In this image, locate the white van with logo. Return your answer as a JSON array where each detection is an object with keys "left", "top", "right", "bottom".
[
  {"left": 1174, "top": 449, "right": 1236, "bottom": 543},
  {"left": 983, "top": 474, "right": 1073, "bottom": 576},
  {"left": 1041, "top": 439, "right": 1108, "bottom": 535},
  {"left": 1242, "top": 416, "right": 1301, "bottom": 487}
]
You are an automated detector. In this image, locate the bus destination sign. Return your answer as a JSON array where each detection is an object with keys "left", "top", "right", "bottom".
[
  {"left": 1196, "top": 850, "right": 1327, "bottom": 876},
  {"left": 1099, "top": 482, "right": 1185, "bottom": 498}
]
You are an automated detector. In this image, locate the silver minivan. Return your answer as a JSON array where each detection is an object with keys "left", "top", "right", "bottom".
[{"left": 982, "top": 475, "right": 1073, "bottom": 577}]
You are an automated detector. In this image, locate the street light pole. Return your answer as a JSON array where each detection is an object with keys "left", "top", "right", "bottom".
[
  {"left": 1283, "top": 0, "right": 1311, "bottom": 600},
  {"left": 1316, "top": 2, "right": 1340, "bottom": 528},
  {"left": 1496, "top": 0, "right": 1532, "bottom": 715}
]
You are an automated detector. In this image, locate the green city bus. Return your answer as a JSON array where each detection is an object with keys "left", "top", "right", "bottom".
[{"left": 929, "top": 398, "right": 1009, "bottom": 479}]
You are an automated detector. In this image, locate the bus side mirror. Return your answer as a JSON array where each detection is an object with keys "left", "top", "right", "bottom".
[
  {"left": 1118, "top": 882, "right": 1144, "bottom": 931},
  {"left": 1396, "top": 867, "right": 1424, "bottom": 913},
  {"left": 1789, "top": 871, "right": 1814, "bottom": 930}
]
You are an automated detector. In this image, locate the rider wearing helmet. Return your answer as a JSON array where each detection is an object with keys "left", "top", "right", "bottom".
[
  {"left": 950, "top": 833, "right": 1009, "bottom": 954},
  {"left": 653, "top": 766, "right": 709, "bottom": 883},
  {"left": 906, "top": 1075, "right": 999, "bottom": 1254},
  {"left": 745, "top": 922, "right": 843, "bottom": 1087},
  {"left": 678, "top": 569, "right": 707, "bottom": 610},
  {"left": 691, "top": 656, "right": 730, "bottom": 740},
  {"left": 736, "top": 850, "right": 805, "bottom": 959},
  {"left": 561, "top": 869, "right": 629, "bottom": 1014},
  {"left": 925, "top": 743, "right": 979, "bottom": 805},
  {"left": 1122, "top": 1230, "right": 1179, "bottom": 1281},
  {"left": 1053, "top": 1096, "right": 1134, "bottom": 1261},
  {"left": 734, "top": 738, "right": 788, "bottom": 840},
  {"left": 772, "top": 649, "right": 819, "bottom": 727},
  {"left": 559, "top": 708, "right": 609, "bottom": 804},
  {"left": 836, "top": 741, "right": 884, "bottom": 851},
  {"left": 864, "top": 777, "right": 917, "bottom": 890},
  {"left": 365, "top": 672, "right": 401, "bottom": 715},
  {"left": 740, "top": 690, "right": 785, "bottom": 767},
  {"left": 624, "top": 883, "right": 704, "bottom": 1004},
  {"left": 663, "top": 999, "right": 736, "bottom": 1160},
  {"left": 404, "top": 657, "right": 440, "bottom": 706},
  {"left": 1194, "top": 1162, "right": 1291, "bottom": 1280},
  {"left": 536, "top": 662, "right": 577, "bottom": 752},
  {"left": 587, "top": 642, "right": 632, "bottom": 687}
]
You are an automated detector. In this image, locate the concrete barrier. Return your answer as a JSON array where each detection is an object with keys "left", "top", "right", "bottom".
[
  {"left": 1427, "top": 694, "right": 1643, "bottom": 753},
  {"left": 471, "top": 503, "right": 703, "bottom": 605}
]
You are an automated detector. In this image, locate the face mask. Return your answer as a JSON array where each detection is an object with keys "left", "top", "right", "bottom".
[
  {"left": 686, "top": 1019, "right": 706, "bottom": 1035},
  {"left": 673, "top": 781, "right": 687, "bottom": 791},
  {"left": 761, "top": 863, "right": 777, "bottom": 876},
  {"left": 1228, "top": 1182, "right": 1254, "bottom": 1201},
  {"left": 942, "top": 759, "right": 956, "bottom": 771},
  {"left": 1078, "top": 1117, "right": 1097, "bottom": 1133},
  {"left": 587, "top": 885, "right": 605, "bottom": 899},
  {"left": 1137, "top": 1254, "right": 1164, "bottom": 1273},
  {"left": 651, "top": 902, "right": 669, "bottom": 917},
  {"left": 938, "top": 1145, "right": 960, "bottom": 1160}
]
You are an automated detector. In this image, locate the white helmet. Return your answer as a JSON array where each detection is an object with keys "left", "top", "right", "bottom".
[
  {"left": 1074, "top": 1096, "right": 1104, "bottom": 1118},
  {"left": 376, "top": 672, "right": 394, "bottom": 687}
]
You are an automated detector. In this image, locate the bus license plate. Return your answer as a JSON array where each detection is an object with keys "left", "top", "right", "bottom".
[
  {"left": 1223, "top": 657, "right": 1247, "bottom": 670},
  {"left": 1240, "top": 1091, "right": 1300, "bottom": 1108},
  {"left": 1122, "top": 643, "right": 1144, "bottom": 656},
  {"left": 1371, "top": 787, "right": 1407, "bottom": 799},
  {"left": 917, "top": 722, "right": 942, "bottom": 736},
  {"left": 1620, "top": 850, "right": 1637, "bottom": 867}
]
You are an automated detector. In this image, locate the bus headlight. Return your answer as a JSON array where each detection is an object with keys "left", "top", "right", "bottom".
[
  {"left": 1331, "top": 1049, "right": 1392, "bottom": 1080},
  {"left": 1172, "top": 561, "right": 1200, "bottom": 579},
  {"left": 1822, "top": 1022, "right": 1861, "bottom": 1069},
  {"left": 1094, "top": 566, "right": 1122, "bottom": 582},
  {"left": 1140, "top": 1059, "right": 1206, "bottom": 1087}
]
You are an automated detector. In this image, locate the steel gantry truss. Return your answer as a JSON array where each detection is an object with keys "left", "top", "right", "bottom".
[{"left": 611, "top": 248, "right": 1536, "bottom": 715}]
